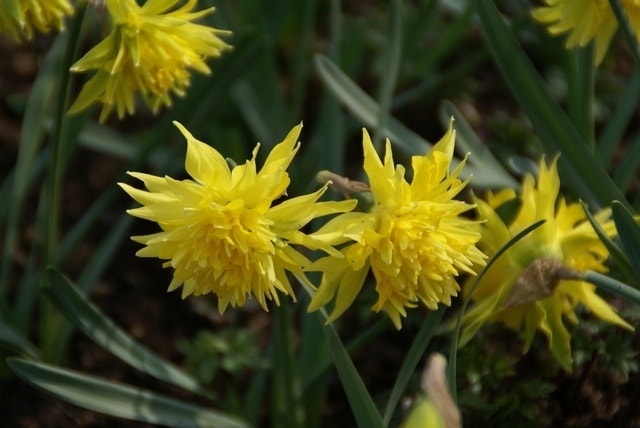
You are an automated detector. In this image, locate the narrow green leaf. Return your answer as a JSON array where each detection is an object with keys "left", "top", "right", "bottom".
[
  {"left": 316, "top": 54, "right": 517, "bottom": 188},
  {"left": 44, "top": 269, "right": 214, "bottom": 400},
  {"left": 611, "top": 201, "right": 640, "bottom": 284},
  {"left": 0, "top": 33, "right": 63, "bottom": 294},
  {"left": 373, "top": 0, "right": 403, "bottom": 148},
  {"left": 7, "top": 358, "right": 248, "bottom": 428},
  {"left": 597, "top": 72, "right": 640, "bottom": 167},
  {"left": 0, "top": 320, "right": 39, "bottom": 358},
  {"left": 314, "top": 53, "right": 430, "bottom": 154},
  {"left": 582, "top": 271, "right": 640, "bottom": 306},
  {"left": 566, "top": 45, "right": 595, "bottom": 150},
  {"left": 271, "top": 303, "right": 305, "bottom": 428},
  {"left": 382, "top": 306, "right": 446, "bottom": 425},
  {"left": 580, "top": 201, "right": 635, "bottom": 283},
  {"left": 609, "top": 0, "right": 640, "bottom": 72},
  {"left": 320, "top": 313, "right": 385, "bottom": 428},
  {"left": 474, "top": 0, "right": 628, "bottom": 209},
  {"left": 612, "top": 131, "right": 640, "bottom": 194}
]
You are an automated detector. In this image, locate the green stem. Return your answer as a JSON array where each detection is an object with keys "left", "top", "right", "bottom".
[
  {"left": 43, "top": 5, "right": 86, "bottom": 264},
  {"left": 40, "top": 5, "right": 86, "bottom": 362},
  {"left": 581, "top": 271, "right": 640, "bottom": 306},
  {"left": 271, "top": 302, "right": 305, "bottom": 428}
]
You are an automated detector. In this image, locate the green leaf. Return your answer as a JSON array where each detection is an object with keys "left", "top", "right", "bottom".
[
  {"left": 609, "top": 0, "right": 640, "bottom": 72},
  {"left": 314, "top": 53, "right": 430, "bottom": 154},
  {"left": 0, "top": 320, "right": 39, "bottom": 358},
  {"left": 44, "top": 269, "right": 214, "bottom": 400},
  {"left": 474, "top": 0, "right": 628, "bottom": 209},
  {"left": 597, "top": 72, "right": 640, "bottom": 167},
  {"left": 372, "top": 0, "right": 403, "bottom": 148},
  {"left": 612, "top": 202, "right": 640, "bottom": 285},
  {"left": 7, "top": 358, "right": 249, "bottom": 428},
  {"left": 382, "top": 306, "right": 446, "bottom": 425},
  {"left": 314, "top": 54, "right": 513, "bottom": 187},
  {"left": 0, "top": 32, "right": 64, "bottom": 295},
  {"left": 271, "top": 303, "right": 305, "bottom": 428},
  {"left": 580, "top": 201, "right": 635, "bottom": 283},
  {"left": 320, "top": 313, "right": 385, "bottom": 428}
]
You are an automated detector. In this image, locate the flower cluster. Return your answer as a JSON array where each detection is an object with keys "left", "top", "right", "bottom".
[
  {"left": 122, "top": 120, "right": 632, "bottom": 370},
  {"left": 69, "top": 0, "right": 231, "bottom": 121},
  {"left": 122, "top": 121, "right": 485, "bottom": 325},
  {"left": 0, "top": 0, "right": 73, "bottom": 41},
  {"left": 532, "top": 0, "right": 640, "bottom": 64},
  {"left": 460, "top": 157, "right": 633, "bottom": 370}
]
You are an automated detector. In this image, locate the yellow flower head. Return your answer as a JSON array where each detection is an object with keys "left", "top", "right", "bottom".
[
  {"left": 308, "top": 122, "right": 486, "bottom": 329},
  {"left": 0, "top": 0, "right": 73, "bottom": 41},
  {"left": 69, "top": 0, "right": 231, "bottom": 121},
  {"left": 120, "top": 123, "right": 356, "bottom": 313},
  {"left": 460, "top": 157, "right": 633, "bottom": 371},
  {"left": 532, "top": 0, "right": 640, "bottom": 64}
]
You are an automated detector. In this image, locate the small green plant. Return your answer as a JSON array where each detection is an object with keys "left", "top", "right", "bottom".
[{"left": 178, "top": 328, "right": 267, "bottom": 385}]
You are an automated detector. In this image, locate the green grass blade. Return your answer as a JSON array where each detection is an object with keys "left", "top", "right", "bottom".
[
  {"left": 612, "top": 130, "right": 640, "bottom": 194},
  {"left": 611, "top": 201, "right": 640, "bottom": 285},
  {"left": 0, "top": 35, "right": 63, "bottom": 294},
  {"left": 474, "top": 0, "right": 628, "bottom": 209},
  {"left": 44, "top": 269, "right": 214, "bottom": 400},
  {"left": 373, "top": 0, "right": 403, "bottom": 148},
  {"left": 0, "top": 320, "right": 39, "bottom": 358},
  {"left": 314, "top": 53, "right": 431, "bottom": 154},
  {"left": 597, "top": 73, "right": 640, "bottom": 167},
  {"left": 566, "top": 46, "right": 595, "bottom": 150},
  {"left": 382, "top": 305, "right": 446, "bottom": 425},
  {"left": 7, "top": 358, "right": 248, "bottom": 428},
  {"left": 320, "top": 312, "right": 384, "bottom": 428},
  {"left": 271, "top": 302, "right": 305, "bottom": 428},
  {"left": 580, "top": 201, "right": 635, "bottom": 283},
  {"left": 609, "top": 0, "right": 640, "bottom": 72}
]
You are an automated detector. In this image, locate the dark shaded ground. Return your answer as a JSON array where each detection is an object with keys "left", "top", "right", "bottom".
[{"left": 2, "top": 32, "right": 640, "bottom": 428}]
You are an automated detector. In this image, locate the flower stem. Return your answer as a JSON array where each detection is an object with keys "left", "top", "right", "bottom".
[
  {"left": 581, "top": 271, "right": 640, "bottom": 306},
  {"left": 40, "top": 5, "right": 86, "bottom": 362},
  {"left": 43, "top": 5, "right": 86, "bottom": 265}
]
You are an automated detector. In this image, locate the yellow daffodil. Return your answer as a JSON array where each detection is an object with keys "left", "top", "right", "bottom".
[
  {"left": 0, "top": 0, "right": 73, "bottom": 41},
  {"left": 308, "top": 122, "right": 486, "bottom": 329},
  {"left": 532, "top": 0, "right": 640, "bottom": 64},
  {"left": 69, "top": 0, "right": 231, "bottom": 121},
  {"left": 120, "top": 123, "right": 356, "bottom": 313},
  {"left": 460, "top": 157, "right": 633, "bottom": 371}
]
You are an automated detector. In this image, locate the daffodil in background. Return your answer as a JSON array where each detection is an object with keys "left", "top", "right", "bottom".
[
  {"left": 308, "top": 121, "right": 486, "bottom": 329},
  {"left": 120, "top": 123, "right": 356, "bottom": 313},
  {"left": 532, "top": 0, "right": 640, "bottom": 64},
  {"left": 460, "top": 157, "right": 633, "bottom": 371},
  {"left": 69, "top": 0, "right": 231, "bottom": 121},
  {"left": 0, "top": 0, "right": 73, "bottom": 41}
]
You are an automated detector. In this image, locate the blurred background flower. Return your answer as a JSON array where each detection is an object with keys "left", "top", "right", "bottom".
[
  {"left": 69, "top": 0, "right": 231, "bottom": 121},
  {"left": 0, "top": 0, "right": 73, "bottom": 41}
]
